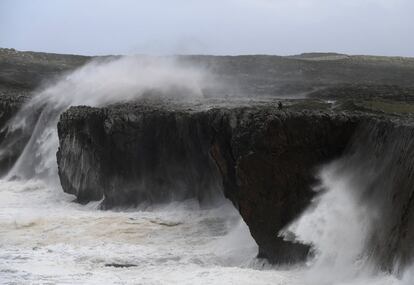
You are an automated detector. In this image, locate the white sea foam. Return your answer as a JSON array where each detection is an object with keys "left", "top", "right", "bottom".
[
  {"left": 0, "top": 179, "right": 293, "bottom": 284},
  {"left": 1, "top": 178, "right": 411, "bottom": 284}
]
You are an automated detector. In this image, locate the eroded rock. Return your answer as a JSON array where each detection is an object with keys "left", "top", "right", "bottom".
[{"left": 57, "top": 101, "right": 362, "bottom": 264}]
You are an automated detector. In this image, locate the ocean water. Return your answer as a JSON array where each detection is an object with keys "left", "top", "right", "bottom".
[
  {"left": 0, "top": 179, "right": 296, "bottom": 284},
  {"left": 1, "top": 178, "right": 410, "bottom": 285}
]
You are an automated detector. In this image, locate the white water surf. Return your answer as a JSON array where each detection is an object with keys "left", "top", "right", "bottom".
[
  {"left": 0, "top": 179, "right": 295, "bottom": 284},
  {"left": 1, "top": 175, "right": 411, "bottom": 284}
]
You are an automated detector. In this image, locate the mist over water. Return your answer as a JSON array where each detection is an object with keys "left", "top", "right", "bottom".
[
  {"left": 0, "top": 56, "right": 413, "bottom": 284},
  {"left": 2, "top": 56, "right": 212, "bottom": 181},
  {"left": 283, "top": 164, "right": 375, "bottom": 284}
]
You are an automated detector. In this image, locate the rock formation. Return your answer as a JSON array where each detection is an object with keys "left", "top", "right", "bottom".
[
  {"left": 55, "top": 95, "right": 414, "bottom": 269},
  {"left": 329, "top": 118, "right": 414, "bottom": 272},
  {"left": 57, "top": 100, "right": 363, "bottom": 264},
  {"left": 57, "top": 103, "right": 222, "bottom": 206}
]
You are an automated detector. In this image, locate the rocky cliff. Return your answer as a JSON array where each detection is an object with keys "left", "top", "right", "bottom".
[
  {"left": 210, "top": 108, "right": 360, "bottom": 263},
  {"left": 329, "top": 118, "right": 414, "bottom": 272},
  {"left": 57, "top": 102, "right": 222, "bottom": 206},
  {"left": 0, "top": 90, "right": 30, "bottom": 174},
  {"left": 56, "top": 102, "right": 414, "bottom": 271},
  {"left": 57, "top": 100, "right": 362, "bottom": 264}
]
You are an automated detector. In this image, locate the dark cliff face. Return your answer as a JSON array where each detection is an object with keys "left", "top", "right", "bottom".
[
  {"left": 329, "top": 118, "right": 414, "bottom": 272},
  {"left": 210, "top": 109, "right": 359, "bottom": 263},
  {"left": 58, "top": 103, "right": 414, "bottom": 269},
  {"left": 0, "top": 92, "right": 31, "bottom": 175},
  {"left": 57, "top": 104, "right": 223, "bottom": 207},
  {"left": 57, "top": 107, "right": 108, "bottom": 202},
  {"left": 57, "top": 103, "right": 361, "bottom": 264}
]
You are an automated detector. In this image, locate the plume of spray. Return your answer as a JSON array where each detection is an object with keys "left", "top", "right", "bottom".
[
  {"left": 280, "top": 160, "right": 414, "bottom": 284},
  {"left": 2, "top": 55, "right": 212, "bottom": 182},
  {"left": 280, "top": 162, "right": 379, "bottom": 284},
  {"left": 278, "top": 117, "right": 414, "bottom": 284}
]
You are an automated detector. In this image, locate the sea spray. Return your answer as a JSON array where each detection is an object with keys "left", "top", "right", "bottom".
[
  {"left": 281, "top": 163, "right": 376, "bottom": 284},
  {"left": 3, "top": 56, "right": 212, "bottom": 181},
  {"left": 281, "top": 119, "right": 414, "bottom": 284}
]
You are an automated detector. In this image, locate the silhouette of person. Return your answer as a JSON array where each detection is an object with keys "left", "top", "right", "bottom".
[{"left": 278, "top": 101, "right": 283, "bottom": 110}]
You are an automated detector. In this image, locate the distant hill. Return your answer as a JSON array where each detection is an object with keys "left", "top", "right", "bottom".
[
  {"left": 288, "top": 52, "right": 350, "bottom": 60},
  {"left": 2, "top": 47, "right": 414, "bottom": 99}
]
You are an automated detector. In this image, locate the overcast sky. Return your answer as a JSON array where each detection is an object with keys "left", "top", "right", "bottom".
[{"left": 1, "top": 0, "right": 413, "bottom": 56}]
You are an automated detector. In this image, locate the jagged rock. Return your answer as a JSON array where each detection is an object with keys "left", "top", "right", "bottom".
[
  {"left": 209, "top": 109, "right": 359, "bottom": 263},
  {"left": 58, "top": 103, "right": 414, "bottom": 270},
  {"left": 57, "top": 106, "right": 108, "bottom": 202},
  {"left": 0, "top": 89, "right": 31, "bottom": 175},
  {"left": 57, "top": 101, "right": 362, "bottom": 264},
  {"left": 330, "top": 118, "right": 414, "bottom": 272},
  {"left": 57, "top": 103, "right": 223, "bottom": 206}
]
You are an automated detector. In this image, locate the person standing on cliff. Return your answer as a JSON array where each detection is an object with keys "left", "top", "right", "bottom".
[{"left": 278, "top": 101, "right": 283, "bottom": 110}]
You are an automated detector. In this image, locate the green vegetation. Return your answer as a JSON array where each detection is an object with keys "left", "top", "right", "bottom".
[
  {"left": 286, "top": 99, "right": 331, "bottom": 111},
  {"left": 284, "top": 97, "right": 414, "bottom": 116},
  {"left": 358, "top": 100, "right": 414, "bottom": 114}
]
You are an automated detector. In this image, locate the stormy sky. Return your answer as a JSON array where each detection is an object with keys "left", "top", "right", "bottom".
[{"left": 1, "top": 0, "right": 413, "bottom": 56}]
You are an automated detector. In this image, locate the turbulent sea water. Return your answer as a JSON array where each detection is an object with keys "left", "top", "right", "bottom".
[
  {"left": 0, "top": 179, "right": 291, "bottom": 284},
  {"left": 1, "top": 178, "right": 412, "bottom": 285}
]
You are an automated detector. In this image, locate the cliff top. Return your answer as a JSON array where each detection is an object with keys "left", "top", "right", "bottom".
[
  {"left": 2, "top": 48, "right": 414, "bottom": 117},
  {"left": 2, "top": 47, "right": 414, "bottom": 92}
]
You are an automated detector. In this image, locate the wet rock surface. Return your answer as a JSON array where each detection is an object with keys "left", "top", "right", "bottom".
[
  {"left": 56, "top": 99, "right": 414, "bottom": 269},
  {"left": 0, "top": 89, "right": 31, "bottom": 174},
  {"left": 331, "top": 118, "right": 414, "bottom": 272},
  {"left": 210, "top": 108, "right": 360, "bottom": 263},
  {"left": 57, "top": 100, "right": 364, "bottom": 264},
  {"left": 57, "top": 102, "right": 223, "bottom": 207}
]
